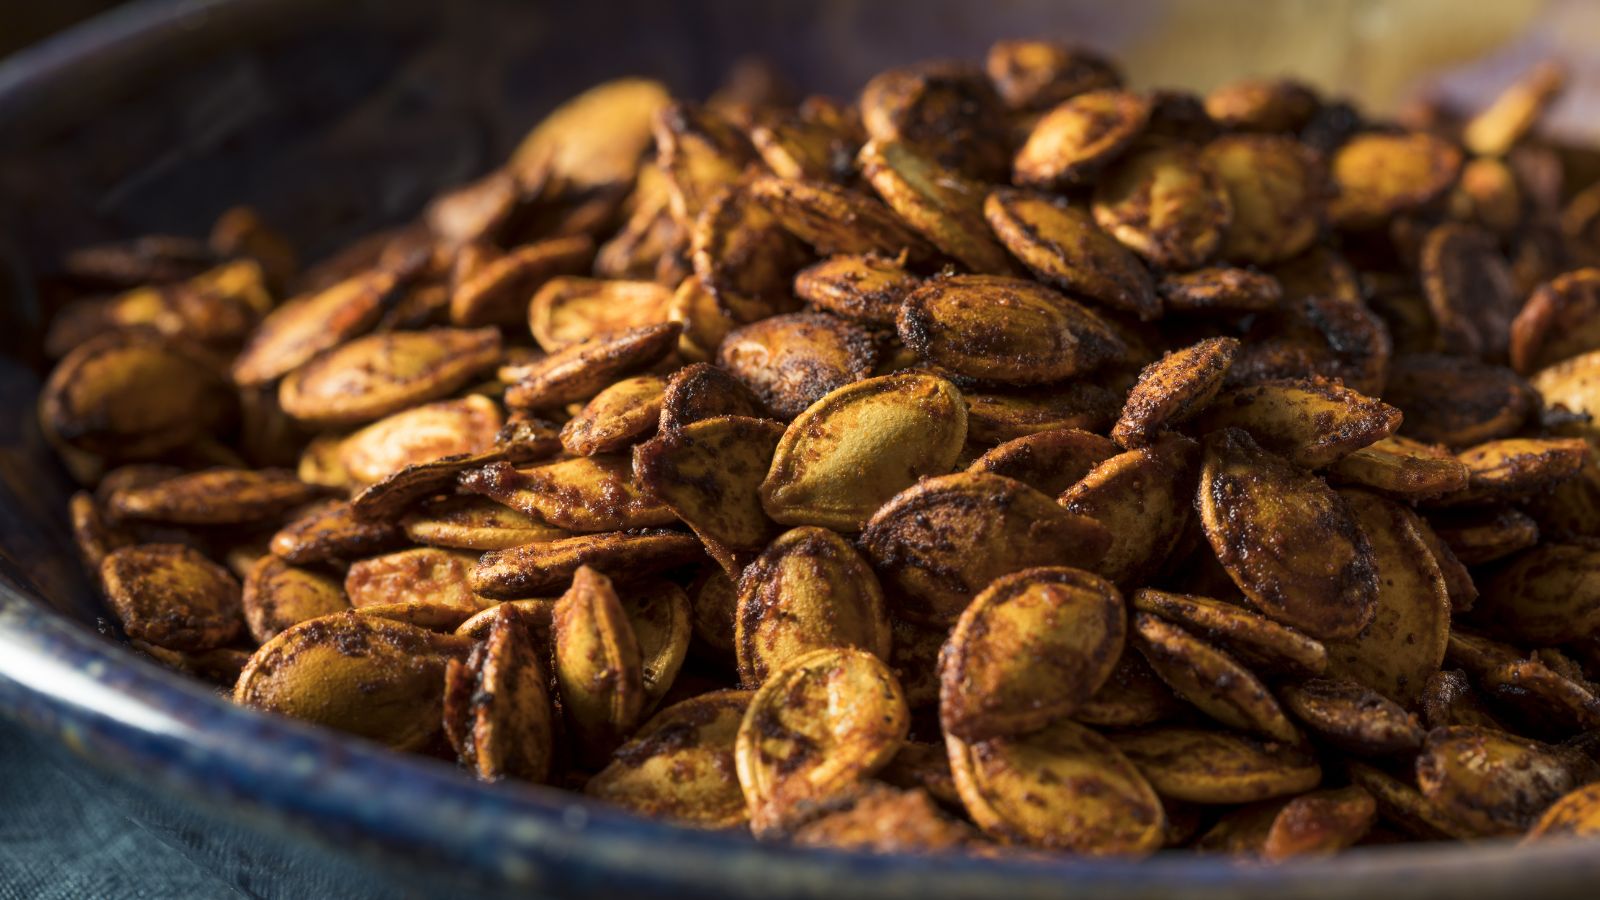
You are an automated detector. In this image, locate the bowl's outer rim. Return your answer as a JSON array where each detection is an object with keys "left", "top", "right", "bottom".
[
  {"left": 3, "top": 0, "right": 1600, "bottom": 896},
  {"left": 0, "top": 0, "right": 327, "bottom": 142}
]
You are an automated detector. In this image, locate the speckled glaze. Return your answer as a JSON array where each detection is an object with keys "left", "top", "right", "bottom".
[{"left": 3, "top": 2, "right": 1600, "bottom": 897}]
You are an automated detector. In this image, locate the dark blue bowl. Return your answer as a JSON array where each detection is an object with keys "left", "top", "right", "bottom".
[{"left": 2, "top": 2, "right": 1598, "bottom": 896}]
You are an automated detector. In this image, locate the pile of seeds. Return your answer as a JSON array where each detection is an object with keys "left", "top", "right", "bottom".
[{"left": 37, "top": 41, "right": 1600, "bottom": 857}]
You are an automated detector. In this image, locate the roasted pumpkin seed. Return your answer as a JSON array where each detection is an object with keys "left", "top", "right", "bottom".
[
  {"left": 788, "top": 784, "right": 976, "bottom": 853},
  {"left": 1462, "top": 61, "right": 1566, "bottom": 157},
  {"left": 356, "top": 597, "right": 482, "bottom": 633},
  {"left": 107, "top": 468, "right": 323, "bottom": 526},
  {"left": 1198, "top": 377, "right": 1401, "bottom": 469},
  {"left": 860, "top": 472, "right": 1111, "bottom": 625},
  {"left": 1277, "top": 677, "right": 1425, "bottom": 756},
  {"left": 735, "top": 526, "right": 890, "bottom": 687},
  {"left": 1421, "top": 224, "right": 1518, "bottom": 360},
  {"left": 1526, "top": 782, "right": 1600, "bottom": 840},
  {"left": 1059, "top": 435, "right": 1198, "bottom": 585},
  {"left": 1447, "top": 438, "right": 1590, "bottom": 503},
  {"left": 503, "top": 322, "right": 680, "bottom": 410},
  {"left": 735, "top": 647, "right": 909, "bottom": 835},
  {"left": 654, "top": 102, "right": 754, "bottom": 226},
  {"left": 984, "top": 188, "right": 1158, "bottom": 321},
  {"left": 948, "top": 717, "right": 1163, "bottom": 854},
  {"left": 1327, "top": 435, "right": 1470, "bottom": 500},
  {"left": 748, "top": 114, "right": 858, "bottom": 184},
  {"left": 1132, "top": 611, "right": 1299, "bottom": 742},
  {"left": 48, "top": 259, "right": 272, "bottom": 354},
  {"left": 1156, "top": 267, "right": 1283, "bottom": 315},
  {"left": 456, "top": 599, "right": 554, "bottom": 644},
  {"left": 1132, "top": 589, "right": 1328, "bottom": 676},
  {"left": 1525, "top": 450, "right": 1600, "bottom": 540},
  {"left": 1204, "top": 77, "right": 1320, "bottom": 133},
  {"left": 962, "top": 382, "right": 1121, "bottom": 443},
  {"left": 1091, "top": 144, "right": 1232, "bottom": 271},
  {"left": 552, "top": 566, "right": 646, "bottom": 754},
  {"left": 459, "top": 456, "right": 674, "bottom": 533},
  {"left": 966, "top": 428, "right": 1118, "bottom": 496},
  {"left": 1013, "top": 90, "right": 1150, "bottom": 190},
  {"left": 1511, "top": 269, "right": 1600, "bottom": 374},
  {"left": 1202, "top": 134, "right": 1322, "bottom": 265},
  {"left": 471, "top": 530, "right": 703, "bottom": 599},
  {"left": 1110, "top": 726, "right": 1321, "bottom": 804},
  {"left": 657, "top": 360, "right": 768, "bottom": 431},
  {"left": 1346, "top": 761, "right": 1465, "bottom": 840},
  {"left": 235, "top": 611, "right": 472, "bottom": 750},
  {"left": 691, "top": 184, "right": 809, "bottom": 325},
  {"left": 400, "top": 495, "right": 570, "bottom": 551},
  {"left": 986, "top": 40, "right": 1122, "bottom": 112},
  {"left": 230, "top": 271, "right": 397, "bottom": 387},
  {"left": 759, "top": 373, "right": 966, "bottom": 531},
  {"left": 718, "top": 312, "right": 877, "bottom": 420},
  {"left": 1110, "top": 337, "right": 1237, "bottom": 449},
  {"left": 240, "top": 550, "right": 350, "bottom": 640},
  {"left": 1477, "top": 542, "right": 1600, "bottom": 645},
  {"left": 280, "top": 327, "right": 502, "bottom": 428},
  {"left": 560, "top": 374, "right": 667, "bottom": 456},
  {"left": 859, "top": 139, "right": 1016, "bottom": 275},
  {"left": 688, "top": 568, "right": 738, "bottom": 660},
  {"left": 619, "top": 579, "right": 692, "bottom": 707},
  {"left": 1232, "top": 293, "right": 1391, "bottom": 397},
  {"left": 859, "top": 62, "right": 1009, "bottom": 181},
  {"left": 41, "top": 331, "right": 235, "bottom": 460},
  {"left": 445, "top": 604, "right": 555, "bottom": 782},
  {"left": 509, "top": 78, "right": 670, "bottom": 193},
  {"left": 897, "top": 275, "right": 1125, "bottom": 385},
  {"left": 1198, "top": 429, "right": 1378, "bottom": 641},
  {"left": 940, "top": 566, "right": 1124, "bottom": 740},
  {"left": 1322, "top": 490, "right": 1450, "bottom": 705},
  {"left": 1387, "top": 354, "right": 1534, "bottom": 447},
  {"left": 793, "top": 253, "right": 921, "bottom": 328},
  {"left": 528, "top": 277, "right": 674, "bottom": 352},
  {"left": 1328, "top": 132, "right": 1463, "bottom": 230},
  {"left": 343, "top": 547, "right": 487, "bottom": 610},
  {"left": 452, "top": 236, "right": 593, "bottom": 328},
  {"left": 586, "top": 690, "right": 753, "bottom": 828},
  {"left": 338, "top": 395, "right": 502, "bottom": 486},
  {"left": 633, "top": 415, "right": 786, "bottom": 571},
  {"left": 1197, "top": 786, "right": 1375, "bottom": 860},
  {"left": 1416, "top": 726, "right": 1589, "bottom": 837},
  {"left": 100, "top": 544, "right": 244, "bottom": 651},
  {"left": 747, "top": 175, "right": 935, "bottom": 261}
]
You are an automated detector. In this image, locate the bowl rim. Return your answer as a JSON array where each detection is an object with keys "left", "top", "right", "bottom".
[{"left": 4, "top": 2, "right": 1600, "bottom": 896}]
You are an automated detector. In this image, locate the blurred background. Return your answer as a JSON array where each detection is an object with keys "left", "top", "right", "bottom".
[
  {"left": 3, "top": 2, "right": 122, "bottom": 56},
  {"left": 4, "top": 0, "right": 1599, "bottom": 360},
  {"left": 12, "top": 0, "right": 1599, "bottom": 131}
]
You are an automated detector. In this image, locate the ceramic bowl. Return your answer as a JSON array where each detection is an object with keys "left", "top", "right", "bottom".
[{"left": 1, "top": 2, "right": 1597, "bottom": 896}]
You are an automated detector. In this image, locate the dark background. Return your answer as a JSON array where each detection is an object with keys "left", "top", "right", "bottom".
[{"left": 4, "top": 3, "right": 122, "bottom": 57}]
